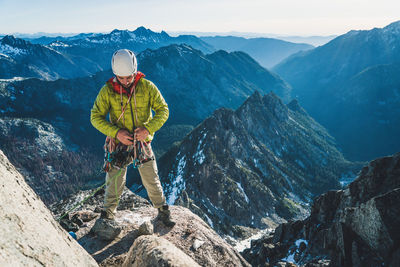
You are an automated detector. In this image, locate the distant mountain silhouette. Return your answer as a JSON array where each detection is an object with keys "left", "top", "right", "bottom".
[
  {"left": 274, "top": 20, "right": 400, "bottom": 160},
  {"left": 201, "top": 36, "right": 313, "bottom": 68}
]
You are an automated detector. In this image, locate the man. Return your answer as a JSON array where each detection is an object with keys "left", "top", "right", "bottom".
[{"left": 91, "top": 49, "right": 175, "bottom": 227}]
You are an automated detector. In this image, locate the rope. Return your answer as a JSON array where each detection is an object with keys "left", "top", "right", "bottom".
[{"left": 56, "top": 168, "right": 145, "bottom": 222}]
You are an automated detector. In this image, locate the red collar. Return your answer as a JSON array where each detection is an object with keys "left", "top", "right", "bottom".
[{"left": 107, "top": 72, "right": 145, "bottom": 95}]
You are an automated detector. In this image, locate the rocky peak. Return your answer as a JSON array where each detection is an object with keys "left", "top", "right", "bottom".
[
  {"left": 262, "top": 91, "right": 289, "bottom": 122},
  {"left": 160, "top": 30, "right": 170, "bottom": 37},
  {"left": 132, "top": 26, "right": 170, "bottom": 42},
  {"left": 1, "top": 35, "right": 30, "bottom": 48},
  {"left": 383, "top": 20, "right": 400, "bottom": 34},
  {"left": 236, "top": 90, "right": 289, "bottom": 124},
  {"left": 110, "top": 28, "right": 122, "bottom": 35},
  {"left": 246, "top": 90, "right": 263, "bottom": 104},
  {"left": 159, "top": 92, "right": 359, "bottom": 240},
  {"left": 133, "top": 26, "right": 152, "bottom": 35},
  {"left": 287, "top": 98, "right": 307, "bottom": 116}
]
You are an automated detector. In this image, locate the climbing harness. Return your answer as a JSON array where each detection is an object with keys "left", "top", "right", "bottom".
[{"left": 102, "top": 139, "right": 154, "bottom": 172}]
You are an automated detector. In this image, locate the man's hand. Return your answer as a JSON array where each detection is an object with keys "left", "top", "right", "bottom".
[
  {"left": 116, "top": 129, "right": 134, "bottom": 145},
  {"left": 134, "top": 127, "right": 149, "bottom": 142}
]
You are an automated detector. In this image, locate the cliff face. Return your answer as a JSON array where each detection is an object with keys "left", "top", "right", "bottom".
[
  {"left": 0, "top": 149, "right": 98, "bottom": 266},
  {"left": 242, "top": 152, "right": 400, "bottom": 267}
]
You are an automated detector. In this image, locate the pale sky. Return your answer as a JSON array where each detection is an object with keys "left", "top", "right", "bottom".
[{"left": 0, "top": 0, "right": 399, "bottom": 36}]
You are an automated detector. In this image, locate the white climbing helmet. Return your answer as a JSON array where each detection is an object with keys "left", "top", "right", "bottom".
[{"left": 111, "top": 49, "right": 137, "bottom": 76}]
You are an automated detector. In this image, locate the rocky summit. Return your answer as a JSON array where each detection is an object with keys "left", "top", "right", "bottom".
[
  {"left": 158, "top": 91, "right": 361, "bottom": 240},
  {"left": 51, "top": 188, "right": 251, "bottom": 267},
  {"left": 242, "top": 152, "right": 400, "bottom": 267}
]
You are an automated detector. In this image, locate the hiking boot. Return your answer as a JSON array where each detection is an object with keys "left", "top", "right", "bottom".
[
  {"left": 157, "top": 205, "right": 176, "bottom": 227},
  {"left": 100, "top": 209, "right": 115, "bottom": 220}
]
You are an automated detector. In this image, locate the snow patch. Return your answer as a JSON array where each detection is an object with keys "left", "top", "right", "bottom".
[
  {"left": 167, "top": 155, "right": 187, "bottom": 205},
  {"left": 193, "top": 132, "right": 207, "bottom": 165},
  {"left": 0, "top": 44, "right": 27, "bottom": 57},
  {"left": 0, "top": 77, "right": 26, "bottom": 82},
  {"left": 281, "top": 239, "right": 308, "bottom": 264},
  {"left": 288, "top": 116, "right": 306, "bottom": 130},
  {"left": 204, "top": 213, "right": 214, "bottom": 227},
  {"left": 339, "top": 172, "right": 357, "bottom": 187},
  {"left": 49, "top": 41, "right": 70, "bottom": 47},
  {"left": 233, "top": 228, "right": 273, "bottom": 252},
  {"left": 235, "top": 181, "right": 249, "bottom": 203}
]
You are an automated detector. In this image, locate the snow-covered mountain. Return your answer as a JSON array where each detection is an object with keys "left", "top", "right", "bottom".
[
  {"left": 0, "top": 35, "right": 102, "bottom": 80},
  {"left": 0, "top": 27, "right": 215, "bottom": 81},
  {"left": 47, "top": 27, "right": 214, "bottom": 71}
]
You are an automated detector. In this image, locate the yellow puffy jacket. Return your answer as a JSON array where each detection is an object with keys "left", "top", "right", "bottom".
[{"left": 90, "top": 74, "right": 169, "bottom": 142}]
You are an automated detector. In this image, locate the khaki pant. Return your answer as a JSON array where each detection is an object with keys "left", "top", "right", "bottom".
[{"left": 103, "top": 156, "right": 166, "bottom": 216}]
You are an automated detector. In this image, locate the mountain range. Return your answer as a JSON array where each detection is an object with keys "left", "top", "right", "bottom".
[
  {"left": 201, "top": 36, "right": 313, "bottom": 68},
  {"left": 45, "top": 27, "right": 214, "bottom": 72},
  {"left": 0, "top": 35, "right": 102, "bottom": 80},
  {"left": 274, "top": 20, "right": 400, "bottom": 161},
  {"left": 138, "top": 44, "right": 292, "bottom": 125},
  {"left": 0, "top": 27, "right": 214, "bottom": 81}
]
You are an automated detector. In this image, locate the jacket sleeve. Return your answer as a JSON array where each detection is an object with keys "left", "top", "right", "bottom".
[
  {"left": 143, "top": 82, "right": 169, "bottom": 135},
  {"left": 90, "top": 85, "right": 120, "bottom": 138}
]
